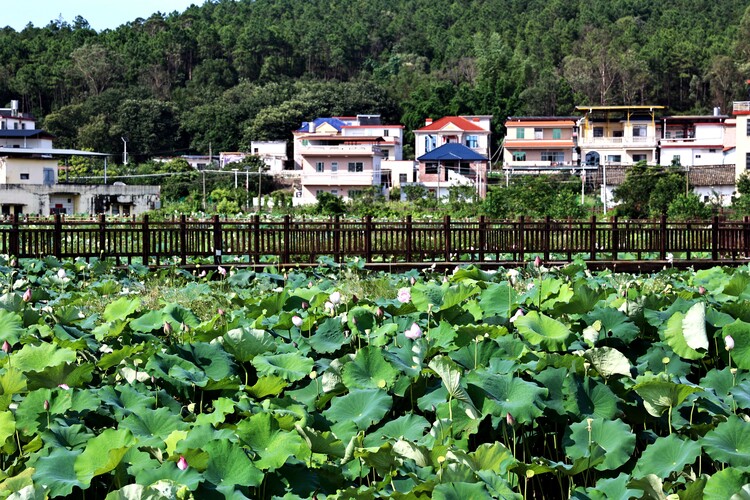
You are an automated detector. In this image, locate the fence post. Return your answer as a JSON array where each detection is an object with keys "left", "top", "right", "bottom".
[
  {"left": 543, "top": 215, "right": 551, "bottom": 263},
  {"left": 589, "top": 215, "right": 597, "bottom": 261},
  {"left": 98, "top": 214, "right": 106, "bottom": 258},
  {"left": 518, "top": 216, "right": 525, "bottom": 262},
  {"left": 744, "top": 216, "right": 750, "bottom": 258},
  {"left": 659, "top": 214, "right": 667, "bottom": 260},
  {"left": 611, "top": 216, "right": 619, "bottom": 261},
  {"left": 53, "top": 213, "right": 62, "bottom": 259},
  {"left": 142, "top": 214, "right": 150, "bottom": 265},
  {"left": 212, "top": 214, "right": 222, "bottom": 266},
  {"left": 282, "top": 215, "right": 290, "bottom": 264},
  {"left": 179, "top": 215, "right": 187, "bottom": 266},
  {"left": 253, "top": 214, "right": 261, "bottom": 264},
  {"left": 443, "top": 215, "right": 451, "bottom": 262},
  {"left": 712, "top": 215, "right": 720, "bottom": 261},
  {"left": 9, "top": 213, "right": 19, "bottom": 260},
  {"left": 334, "top": 215, "right": 341, "bottom": 263},
  {"left": 478, "top": 215, "right": 486, "bottom": 263},
  {"left": 364, "top": 215, "right": 373, "bottom": 262},
  {"left": 405, "top": 215, "right": 413, "bottom": 263}
]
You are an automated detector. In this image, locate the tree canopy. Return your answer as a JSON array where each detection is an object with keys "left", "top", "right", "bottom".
[{"left": 2, "top": 0, "right": 749, "bottom": 160}]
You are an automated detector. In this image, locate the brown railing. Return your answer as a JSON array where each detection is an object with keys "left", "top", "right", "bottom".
[{"left": 1, "top": 213, "right": 749, "bottom": 268}]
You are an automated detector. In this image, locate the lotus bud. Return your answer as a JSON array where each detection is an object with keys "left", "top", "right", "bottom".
[
  {"left": 58, "top": 384, "right": 70, "bottom": 390},
  {"left": 405, "top": 323, "right": 422, "bottom": 340},
  {"left": 698, "top": 286, "right": 706, "bottom": 295},
  {"left": 310, "top": 370, "right": 318, "bottom": 380},
  {"left": 181, "top": 322, "right": 189, "bottom": 333},
  {"left": 410, "top": 276, "right": 416, "bottom": 286},
  {"left": 57, "top": 268, "right": 66, "bottom": 279},
  {"left": 725, "top": 335, "right": 735, "bottom": 351},
  {"left": 292, "top": 315, "right": 303, "bottom": 328},
  {"left": 218, "top": 308, "right": 224, "bottom": 316},
  {"left": 2, "top": 340, "right": 9, "bottom": 354},
  {"left": 44, "top": 400, "right": 50, "bottom": 411},
  {"left": 510, "top": 309, "right": 525, "bottom": 323},
  {"left": 22, "top": 288, "right": 32, "bottom": 302},
  {"left": 506, "top": 413, "right": 515, "bottom": 425},
  {"left": 534, "top": 256, "right": 542, "bottom": 268},
  {"left": 163, "top": 321, "right": 173, "bottom": 335},
  {"left": 177, "top": 456, "right": 189, "bottom": 471},
  {"left": 198, "top": 270, "right": 206, "bottom": 278},
  {"left": 329, "top": 291, "right": 341, "bottom": 305},
  {"left": 376, "top": 307, "right": 384, "bottom": 318},
  {"left": 301, "top": 301, "right": 309, "bottom": 310},
  {"left": 217, "top": 266, "right": 227, "bottom": 276},
  {"left": 10, "top": 259, "right": 16, "bottom": 267},
  {"left": 351, "top": 294, "right": 358, "bottom": 304}
]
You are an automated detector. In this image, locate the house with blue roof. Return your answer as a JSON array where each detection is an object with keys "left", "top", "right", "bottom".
[{"left": 293, "top": 114, "right": 404, "bottom": 205}]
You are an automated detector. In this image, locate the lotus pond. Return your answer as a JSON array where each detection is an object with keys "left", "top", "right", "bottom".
[{"left": 0, "top": 256, "right": 750, "bottom": 499}]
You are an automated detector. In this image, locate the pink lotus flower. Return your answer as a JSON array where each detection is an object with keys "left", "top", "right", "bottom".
[
  {"left": 301, "top": 301, "right": 309, "bottom": 310},
  {"left": 2, "top": 340, "right": 9, "bottom": 354},
  {"left": 410, "top": 276, "right": 416, "bottom": 286},
  {"left": 534, "top": 256, "right": 542, "bottom": 268},
  {"left": 163, "top": 321, "right": 173, "bottom": 335},
  {"left": 376, "top": 307, "right": 384, "bottom": 318},
  {"left": 510, "top": 309, "right": 525, "bottom": 323},
  {"left": 57, "top": 384, "right": 70, "bottom": 390},
  {"left": 292, "top": 316, "right": 304, "bottom": 327},
  {"left": 405, "top": 323, "right": 422, "bottom": 340},
  {"left": 506, "top": 413, "right": 515, "bottom": 425},
  {"left": 217, "top": 266, "right": 227, "bottom": 276},
  {"left": 22, "top": 289, "right": 32, "bottom": 302},
  {"left": 698, "top": 286, "right": 706, "bottom": 295},
  {"left": 725, "top": 335, "right": 735, "bottom": 351},
  {"left": 397, "top": 287, "right": 411, "bottom": 303},
  {"left": 218, "top": 308, "right": 225, "bottom": 316},
  {"left": 57, "top": 268, "right": 66, "bottom": 279},
  {"left": 177, "top": 456, "right": 189, "bottom": 470}
]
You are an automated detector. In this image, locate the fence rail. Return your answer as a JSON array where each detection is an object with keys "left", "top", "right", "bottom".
[{"left": 1, "top": 214, "right": 749, "bottom": 268}]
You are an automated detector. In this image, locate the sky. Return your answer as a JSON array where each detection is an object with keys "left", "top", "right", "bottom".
[{"left": 4, "top": 1, "right": 202, "bottom": 32}]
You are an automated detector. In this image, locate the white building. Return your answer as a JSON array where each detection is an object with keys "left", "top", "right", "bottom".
[
  {"left": 0, "top": 101, "right": 159, "bottom": 216},
  {"left": 250, "top": 141, "right": 288, "bottom": 173}
]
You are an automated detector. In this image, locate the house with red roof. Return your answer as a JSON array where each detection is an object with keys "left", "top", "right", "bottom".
[{"left": 412, "top": 116, "right": 492, "bottom": 199}]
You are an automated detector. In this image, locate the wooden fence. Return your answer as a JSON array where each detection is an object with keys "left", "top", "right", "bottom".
[{"left": 1, "top": 213, "right": 749, "bottom": 269}]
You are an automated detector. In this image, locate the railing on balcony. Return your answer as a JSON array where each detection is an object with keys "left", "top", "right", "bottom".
[
  {"left": 579, "top": 136, "right": 657, "bottom": 146},
  {"left": 301, "top": 171, "right": 379, "bottom": 186},
  {"left": 300, "top": 145, "right": 381, "bottom": 155},
  {"left": 733, "top": 102, "right": 750, "bottom": 113}
]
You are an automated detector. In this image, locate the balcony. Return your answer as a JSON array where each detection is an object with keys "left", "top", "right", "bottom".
[
  {"left": 734, "top": 101, "right": 750, "bottom": 113},
  {"left": 302, "top": 171, "right": 379, "bottom": 187},
  {"left": 299, "top": 144, "right": 382, "bottom": 156},
  {"left": 578, "top": 136, "right": 658, "bottom": 148}
]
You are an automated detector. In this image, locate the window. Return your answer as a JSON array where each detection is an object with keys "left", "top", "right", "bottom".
[
  {"left": 606, "top": 155, "right": 622, "bottom": 164},
  {"left": 746, "top": 120, "right": 750, "bottom": 136},
  {"left": 331, "top": 190, "right": 339, "bottom": 196},
  {"left": 315, "top": 161, "right": 324, "bottom": 172},
  {"left": 425, "top": 162, "right": 438, "bottom": 174},
  {"left": 512, "top": 152, "right": 526, "bottom": 161},
  {"left": 465, "top": 135, "right": 478, "bottom": 148},
  {"left": 632, "top": 154, "right": 647, "bottom": 163},
  {"left": 516, "top": 128, "right": 525, "bottom": 139},
  {"left": 534, "top": 128, "right": 543, "bottom": 140},
  {"left": 613, "top": 130, "right": 623, "bottom": 138},
  {"left": 633, "top": 125, "right": 647, "bottom": 137},
  {"left": 552, "top": 128, "right": 562, "bottom": 139},
  {"left": 20, "top": 123, "right": 25, "bottom": 130},
  {"left": 254, "top": 148, "right": 259, "bottom": 153},
  {"left": 383, "top": 129, "right": 389, "bottom": 137},
  {"left": 593, "top": 127, "right": 604, "bottom": 138},
  {"left": 424, "top": 135, "right": 436, "bottom": 152},
  {"left": 399, "top": 173, "right": 407, "bottom": 183},
  {"left": 349, "top": 190, "right": 362, "bottom": 198},
  {"left": 13, "top": 123, "right": 19, "bottom": 130},
  {"left": 459, "top": 162, "right": 471, "bottom": 175},
  {"left": 709, "top": 149, "right": 717, "bottom": 153},
  {"left": 382, "top": 150, "right": 389, "bottom": 160},
  {"left": 20, "top": 173, "right": 29, "bottom": 180},
  {"left": 672, "top": 155, "right": 681, "bottom": 165},
  {"left": 331, "top": 162, "right": 338, "bottom": 172},
  {"left": 348, "top": 162, "right": 363, "bottom": 172},
  {"left": 541, "top": 152, "right": 565, "bottom": 163},
  {"left": 315, "top": 190, "right": 323, "bottom": 197}
]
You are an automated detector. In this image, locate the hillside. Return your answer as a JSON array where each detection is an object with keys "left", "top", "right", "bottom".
[{"left": 1, "top": 0, "right": 749, "bottom": 160}]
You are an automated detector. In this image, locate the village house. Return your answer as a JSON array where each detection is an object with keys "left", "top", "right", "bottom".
[
  {"left": 0, "top": 100, "right": 159, "bottom": 216},
  {"left": 412, "top": 116, "right": 492, "bottom": 199},
  {"left": 294, "top": 115, "right": 403, "bottom": 204}
]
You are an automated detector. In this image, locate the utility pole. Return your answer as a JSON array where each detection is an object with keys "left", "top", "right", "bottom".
[
  {"left": 121, "top": 137, "right": 128, "bottom": 166},
  {"left": 257, "top": 166, "right": 263, "bottom": 213},
  {"left": 245, "top": 167, "right": 250, "bottom": 211},
  {"left": 201, "top": 168, "right": 206, "bottom": 211}
]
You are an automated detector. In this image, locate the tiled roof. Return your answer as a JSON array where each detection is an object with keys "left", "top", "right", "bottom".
[
  {"left": 593, "top": 165, "right": 735, "bottom": 187},
  {"left": 296, "top": 117, "right": 348, "bottom": 133},
  {"left": 416, "top": 116, "right": 486, "bottom": 132},
  {"left": 0, "top": 129, "right": 53, "bottom": 139},
  {"left": 417, "top": 143, "right": 487, "bottom": 161}
]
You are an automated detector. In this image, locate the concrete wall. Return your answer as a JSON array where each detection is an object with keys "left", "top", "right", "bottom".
[
  {"left": 0, "top": 157, "right": 58, "bottom": 184},
  {"left": 0, "top": 184, "right": 160, "bottom": 216}
]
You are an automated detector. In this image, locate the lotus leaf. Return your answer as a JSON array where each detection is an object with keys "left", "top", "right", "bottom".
[
  {"left": 703, "top": 416, "right": 750, "bottom": 467},
  {"left": 564, "top": 417, "right": 635, "bottom": 471},
  {"left": 237, "top": 412, "right": 306, "bottom": 471},
  {"left": 514, "top": 311, "right": 573, "bottom": 351}
]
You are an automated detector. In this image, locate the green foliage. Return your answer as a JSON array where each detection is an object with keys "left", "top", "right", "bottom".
[
  {"left": 483, "top": 175, "right": 587, "bottom": 219},
  {"left": 315, "top": 192, "right": 346, "bottom": 215},
  {"left": 668, "top": 193, "right": 712, "bottom": 220},
  {"left": 613, "top": 163, "right": 690, "bottom": 218}
]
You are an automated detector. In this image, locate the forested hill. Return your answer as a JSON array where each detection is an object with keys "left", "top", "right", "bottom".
[{"left": 2, "top": 0, "right": 750, "bottom": 160}]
